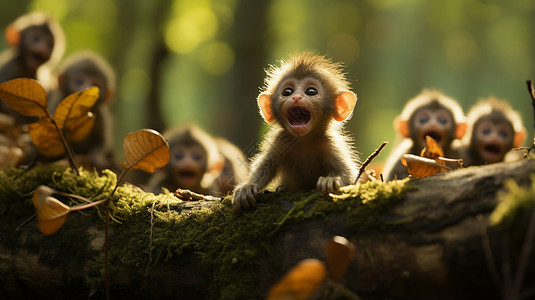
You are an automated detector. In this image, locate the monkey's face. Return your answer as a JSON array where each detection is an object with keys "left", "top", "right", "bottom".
[
  {"left": 169, "top": 144, "right": 207, "bottom": 189},
  {"left": 411, "top": 107, "right": 454, "bottom": 150},
  {"left": 472, "top": 119, "right": 514, "bottom": 163},
  {"left": 276, "top": 77, "right": 324, "bottom": 137},
  {"left": 21, "top": 26, "right": 54, "bottom": 71},
  {"left": 67, "top": 72, "right": 106, "bottom": 99}
]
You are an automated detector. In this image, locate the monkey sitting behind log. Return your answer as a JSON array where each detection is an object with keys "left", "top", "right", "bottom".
[
  {"left": 213, "top": 137, "right": 248, "bottom": 196},
  {"left": 0, "top": 12, "right": 64, "bottom": 123},
  {"left": 147, "top": 124, "right": 224, "bottom": 195},
  {"left": 382, "top": 89, "right": 467, "bottom": 181},
  {"left": 232, "top": 52, "right": 360, "bottom": 212},
  {"left": 460, "top": 97, "right": 525, "bottom": 167},
  {"left": 47, "top": 50, "right": 117, "bottom": 171}
]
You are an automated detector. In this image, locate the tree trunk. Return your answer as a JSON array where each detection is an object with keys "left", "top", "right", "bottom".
[{"left": 1, "top": 159, "right": 534, "bottom": 299}]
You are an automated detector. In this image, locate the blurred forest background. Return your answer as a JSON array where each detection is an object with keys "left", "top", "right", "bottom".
[{"left": 1, "top": 0, "right": 534, "bottom": 163}]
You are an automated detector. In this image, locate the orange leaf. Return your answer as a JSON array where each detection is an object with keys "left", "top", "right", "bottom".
[
  {"left": 35, "top": 195, "right": 70, "bottom": 235},
  {"left": 325, "top": 236, "right": 355, "bottom": 281},
  {"left": 122, "top": 129, "right": 170, "bottom": 173},
  {"left": 402, "top": 154, "right": 449, "bottom": 178},
  {"left": 28, "top": 118, "right": 64, "bottom": 157},
  {"left": 32, "top": 185, "right": 57, "bottom": 208},
  {"left": 421, "top": 136, "right": 444, "bottom": 159},
  {"left": 267, "top": 259, "right": 326, "bottom": 300},
  {"left": 55, "top": 87, "right": 99, "bottom": 141},
  {"left": 0, "top": 78, "right": 48, "bottom": 117}
]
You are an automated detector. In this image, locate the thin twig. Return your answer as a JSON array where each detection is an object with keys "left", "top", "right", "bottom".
[
  {"left": 527, "top": 79, "right": 535, "bottom": 130},
  {"left": 174, "top": 189, "right": 221, "bottom": 201},
  {"left": 510, "top": 205, "right": 535, "bottom": 300},
  {"left": 477, "top": 215, "right": 501, "bottom": 292},
  {"left": 355, "top": 141, "right": 388, "bottom": 184}
]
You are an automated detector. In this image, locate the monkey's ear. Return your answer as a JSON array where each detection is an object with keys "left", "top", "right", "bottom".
[
  {"left": 455, "top": 122, "right": 467, "bottom": 139},
  {"left": 514, "top": 130, "right": 526, "bottom": 148},
  {"left": 333, "top": 91, "right": 357, "bottom": 122},
  {"left": 5, "top": 25, "right": 20, "bottom": 47},
  {"left": 258, "top": 93, "right": 275, "bottom": 123},
  {"left": 394, "top": 116, "right": 410, "bottom": 138}
]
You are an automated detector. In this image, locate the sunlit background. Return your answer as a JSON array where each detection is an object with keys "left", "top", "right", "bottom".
[{"left": 1, "top": 0, "right": 534, "bottom": 163}]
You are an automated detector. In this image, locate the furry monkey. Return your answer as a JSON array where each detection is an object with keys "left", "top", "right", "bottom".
[
  {"left": 382, "top": 89, "right": 467, "bottom": 181},
  {"left": 232, "top": 52, "right": 360, "bottom": 211},
  {"left": 461, "top": 97, "right": 525, "bottom": 167}
]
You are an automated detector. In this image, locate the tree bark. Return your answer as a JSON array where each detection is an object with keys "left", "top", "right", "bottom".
[{"left": 1, "top": 159, "right": 534, "bottom": 299}]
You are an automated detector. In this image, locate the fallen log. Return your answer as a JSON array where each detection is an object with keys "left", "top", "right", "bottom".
[{"left": 0, "top": 159, "right": 534, "bottom": 299}]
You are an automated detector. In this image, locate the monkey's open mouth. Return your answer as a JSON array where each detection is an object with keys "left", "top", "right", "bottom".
[
  {"left": 287, "top": 106, "right": 311, "bottom": 126},
  {"left": 484, "top": 144, "right": 501, "bottom": 155},
  {"left": 424, "top": 132, "right": 442, "bottom": 143},
  {"left": 178, "top": 170, "right": 197, "bottom": 179}
]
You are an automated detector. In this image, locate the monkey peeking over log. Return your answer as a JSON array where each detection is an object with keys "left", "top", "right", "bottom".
[{"left": 232, "top": 52, "right": 361, "bottom": 212}]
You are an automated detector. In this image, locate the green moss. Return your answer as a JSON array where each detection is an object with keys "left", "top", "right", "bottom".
[
  {"left": 0, "top": 166, "right": 412, "bottom": 299},
  {"left": 490, "top": 174, "right": 535, "bottom": 235}
]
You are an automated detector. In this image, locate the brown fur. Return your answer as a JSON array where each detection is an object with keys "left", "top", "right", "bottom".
[{"left": 232, "top": 52, "right": 360, "bottom": 211}]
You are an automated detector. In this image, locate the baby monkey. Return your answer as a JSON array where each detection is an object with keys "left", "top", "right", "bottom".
[
  {"left": 233, "top": 52, "right": 359, "bottom": 211},
  {"left": 461, "top": 97, "right": 525, "bottom": 167},
  {"left": 382, "top": 89, "right": 467, "bottom": 181},
  {"left": 148, "top": 124, "right": 223, "bottom": 195}
]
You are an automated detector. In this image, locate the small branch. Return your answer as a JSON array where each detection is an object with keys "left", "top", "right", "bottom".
[
  {"left": 46, "top": 110, "right": 79, "bottom": 175},
  {"left": 355, "top": 141, "right": 388, "bottom": 184},
  {"left": 527, "top": 79, "right": 535, "bottom": 130},
  {"left": 510, "top": 205, "right": 535, "bottom": 300},
  {"left": 174, "top": 189, "right": 221, "bottom": 202},
  {"left": 477, "top": 215, "right": 501, "bottom": 293}
]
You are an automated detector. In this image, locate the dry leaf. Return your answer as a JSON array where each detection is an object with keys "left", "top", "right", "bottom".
[
  {"left": 325, "top": 236, "right": 355, "bottom": 281},
  {"left": 267, "top": 259, "right": 326, "bottom": 300},
  {"left": 35, "top": 196, "right": 70, "bottom": 235},
  {"left": 402, "top": 154, "right": 450, "bottom": 178},
  {"left": 55, "top": 87, "right": 99, "bottom": 142},
  {"left": 420, "top": 136, "right": 445, "bottom": 164},
  {"left": 0, "top": 78, "right": 48, "bottom": 117},
  {"left": 28, "top": 118, "right": 64, "bottom": 157},
  {"left": 32, "top": 185, "right": 57, "bottom": 208},
  {"left": 122, "top": 129, "right": 170, "bottom": 173}
]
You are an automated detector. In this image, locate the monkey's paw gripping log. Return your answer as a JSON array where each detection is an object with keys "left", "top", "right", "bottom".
[
  {"left": 232, "top": 183, "right": 259, "bottom": 211},
  {"left": 316, "top": 176, "right": 341, "bottom": 194}
]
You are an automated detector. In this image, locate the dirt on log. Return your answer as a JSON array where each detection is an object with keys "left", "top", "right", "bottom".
[{"left": 1, "top": 159, "right": 535, "bottom": 299}]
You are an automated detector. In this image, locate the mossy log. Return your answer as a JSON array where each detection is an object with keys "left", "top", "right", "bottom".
[{"left": 1, "top": 160, "right": 535, "bottom": 299}]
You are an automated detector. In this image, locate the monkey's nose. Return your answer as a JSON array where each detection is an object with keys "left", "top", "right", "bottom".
[{"left": 292, "top": 95, "right": 302, "bottom": 101}]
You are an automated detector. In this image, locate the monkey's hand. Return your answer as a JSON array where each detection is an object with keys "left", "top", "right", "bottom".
[
  {"left": 316, "top": 176, "right": 342, "bottom": 194},
  {"left": 232, "top": 183, "right": 259, "bottom": 212}
]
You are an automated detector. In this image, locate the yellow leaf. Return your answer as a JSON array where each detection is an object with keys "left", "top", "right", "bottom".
[
  {"left": 325, "top": 236, "right": 355, "bottom": 281},
  {"left": 32, "top": 185, "right": 56, "bottom": 208},
  {"left": 402, "top": 154, "right": 449, "bottom": 178},
  {"left": 28, "top": 118, "right": 64, "bottom": 157},
  {"left": 54, "top": 87, "right": 99, "bottom": 142},
  {"left": 0, "top": 78, "right": 48, "bottom": 117},
  {"left": 267, "top": 259, "right": 326, "bottom": 300},
  {"left": 420, "top": 136, "right": 445, "bottom": 166},
  {"left": 122, "top": 129, "right": 170, "bottom": 173},
  {"left": 63, "top": 112, "right": 95, "bottom": 142},
  {"left": 36, "top": 196, "right": 70, "bottom": 235}
]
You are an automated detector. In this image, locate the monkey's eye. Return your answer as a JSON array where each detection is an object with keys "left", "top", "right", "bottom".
[
  {"left": 192, "top": 153, "right": 202, "bottom": 161},
  {"left": 282, "top": 88, "right": 293, "bottom": 96},
  {"left": 305, "top": 87, "right": 318, "bottom": 96},
  {"left": 438, "top": 117, "right": 448, "bottom": 125},
  {"left": 481, "top": 128, "right": 491, "bottom": 135},
  {"left": 499, "top": 130, "right": 509, "bottom": 138},
  {"left": 419, "top": 116, "right": 429, "bottom": 124},
  {"left": 174, "top": 152, "right": 185, "bottom": 160}
]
